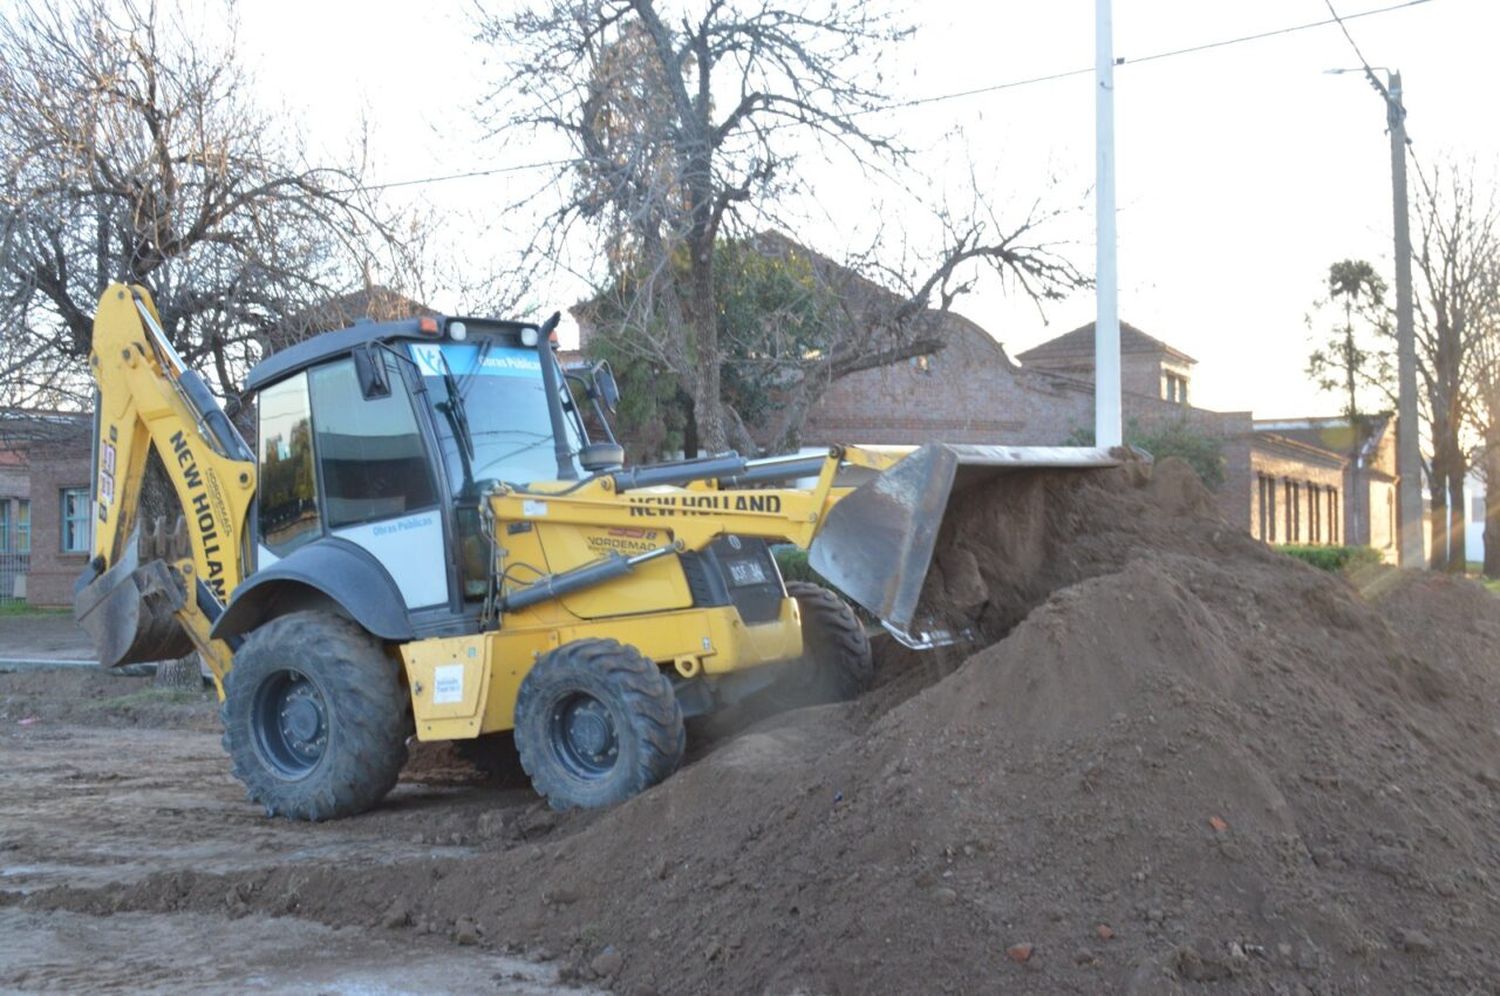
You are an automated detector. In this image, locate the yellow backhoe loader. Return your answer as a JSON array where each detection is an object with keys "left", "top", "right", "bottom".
[{"left": 73, "top": 283, "right": 1115, "bottom": 819}]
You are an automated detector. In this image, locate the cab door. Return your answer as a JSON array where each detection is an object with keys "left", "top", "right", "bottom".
[{"left": 254, "top": 355, "right": 449, "bottom": 610}]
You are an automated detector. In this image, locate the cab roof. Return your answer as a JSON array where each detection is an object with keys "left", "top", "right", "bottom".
[{"left": 243, "top": 315, "right": 538, "bottom": 393}]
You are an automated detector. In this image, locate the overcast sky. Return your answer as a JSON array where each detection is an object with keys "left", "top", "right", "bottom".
[{"left": 233, "top": 0, "right": 1490, "bottom": 420}]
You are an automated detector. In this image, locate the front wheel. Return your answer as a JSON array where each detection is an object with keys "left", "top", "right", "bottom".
[
  {"left": 786, "top": 581, "right": 874, "bottom": 702},
  {"left": 221, "top": 611, "right": 411, "bottom": 821},
  {"left": 514, "top": 639, "right": 685, "bottom": 811}
]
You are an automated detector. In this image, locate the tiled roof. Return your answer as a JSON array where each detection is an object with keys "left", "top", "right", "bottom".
[{"left": 1016, "top": 321, "right": 1197, "bottom": 365}]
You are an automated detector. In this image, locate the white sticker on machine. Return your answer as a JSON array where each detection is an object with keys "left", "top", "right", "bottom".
[{"left": 432, "top": 664, "right": 464, "bottom": 704}]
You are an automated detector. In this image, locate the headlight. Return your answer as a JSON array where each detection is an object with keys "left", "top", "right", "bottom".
[
  {"left": 449, "top": 321, "right": 467, "bottom": 342},
  {"left": 520, "top": 326, "right": 539, "bottom": 347}
]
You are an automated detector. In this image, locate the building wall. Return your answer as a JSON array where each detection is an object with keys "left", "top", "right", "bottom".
[
  {"left": 800, "top": 327, "right": 1095, "bottom": 446},
  {"left": 1367, "top": 478, "right": 1399, "bottom": 561},
  {"left": 26, "top": 445, "right": 92, "bottom": 607},
  {"left": 1465, "top": 469, "right": 1487, "bottom": 565},
  {"left": 1248, "top": 444, "right": 1346, "bottom": 546}
]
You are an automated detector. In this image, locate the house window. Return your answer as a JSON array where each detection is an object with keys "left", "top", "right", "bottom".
[
  {"left": 61, "top": 488, "right": 91, "bottom": 553},
  {"left": 17, "top": 499, "right": 29, "bottom": 554},
  {"left": 0, "top": 500, "right": 8, "bottom": 552},
  {"left": 1256, "top": 474, "right": 1271, "bottom": 541},
  {"left": 1164, "top": 372, "right": 1189, "bottom": 404},
  {"left": 1309, "top": 484, "right": 1320, "bottom": 544},
  {"left": 1257, "top": 474, "right": 1277, "bottom": 543}
]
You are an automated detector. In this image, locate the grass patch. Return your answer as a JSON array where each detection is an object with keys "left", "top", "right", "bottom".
[
  {"left": 0, "top": 601, "right": 70, "bottom": 617},
  {"left": 1281, "top": 545, "right": 1384, "bottom": 573}
]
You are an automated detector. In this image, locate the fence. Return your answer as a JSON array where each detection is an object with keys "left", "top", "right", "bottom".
[{"left": 0, "top": 552, "right": 29, "bottom": 603}]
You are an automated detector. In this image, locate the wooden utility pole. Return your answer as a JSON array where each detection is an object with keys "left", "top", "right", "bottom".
[{"left": 1385, "top": 71, "right": 1426, "bottom": 568}]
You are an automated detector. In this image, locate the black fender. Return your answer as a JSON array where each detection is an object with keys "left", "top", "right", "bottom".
[{"left": 211, "top": 537, "right": 415, "bottom": 643}]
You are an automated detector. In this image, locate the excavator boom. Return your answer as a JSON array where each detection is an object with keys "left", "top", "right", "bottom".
[{"left": 72, "top": 284, "right": 255, "bottom": 682}]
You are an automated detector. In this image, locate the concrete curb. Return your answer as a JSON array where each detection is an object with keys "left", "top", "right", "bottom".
[{"left": 0, "top": 658, "right": 107, "bottom": 673}]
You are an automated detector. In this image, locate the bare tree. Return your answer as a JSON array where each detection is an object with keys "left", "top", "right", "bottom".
[
  {"left": 477, "top": 0, "right": 1085, "bottom": 454},
  {"left": 0, "top": 0, "right": 418, "bottom": 411},
  {"left": 1410, "top": 163, "right": 1498, "bottom": 572}
]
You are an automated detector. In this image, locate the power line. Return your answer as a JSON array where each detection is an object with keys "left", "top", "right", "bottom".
[
  {"left": 1322, "top": 0, "right": 1438, "bottom": 203},
  {"left": 892, "top": 0, "right": 1430, "bottom": 111},
  {"left": 351, "top": 0, "right": 1433, "bottom": 194}
]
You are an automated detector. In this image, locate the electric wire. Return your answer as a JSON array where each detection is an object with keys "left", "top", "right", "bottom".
[{"left": 346, "top": 0, "right": 1432, "bottom": 195}]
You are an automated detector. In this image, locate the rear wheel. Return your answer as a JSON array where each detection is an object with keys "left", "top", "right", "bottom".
[
  {"left": 786, "top": 581, "right": 874, "bottom": 702},
  {"left": 514, "top": 639, "right": 685, "bottom": 811},
  {"left": 221, "top": 611, "right": 411, "bottom": 821}
]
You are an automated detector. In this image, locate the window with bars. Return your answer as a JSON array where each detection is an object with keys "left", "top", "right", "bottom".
[{"left": 17, "top": 499, "right": 29, "bottom": 554}]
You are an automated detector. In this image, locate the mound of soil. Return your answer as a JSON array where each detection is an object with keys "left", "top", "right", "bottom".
[
  {"left": 18, "top": 458, "right": 1500, "bottom": 993},
  {"left": 0, "top": 668, "right": 217, "bottom": 731}
]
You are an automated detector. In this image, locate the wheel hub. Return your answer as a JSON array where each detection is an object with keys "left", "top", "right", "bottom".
[
  {"left": 252, "top": 668, "right": 329, "bottom": 778},
  {"left": 553, "top": 694, "right": 618, "bottom": 776}
]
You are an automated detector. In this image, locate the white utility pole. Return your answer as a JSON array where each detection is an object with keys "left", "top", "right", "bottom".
[{"left": 1094, "top": 0, "right": 1123, "bottom": 448}]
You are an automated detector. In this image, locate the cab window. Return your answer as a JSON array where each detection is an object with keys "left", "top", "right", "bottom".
[
  {"left": 257, "top": 372, "right": 320, "bottom": 556},
  {"left": 308, "top": 356, "right": 437, "bottom": 528}
]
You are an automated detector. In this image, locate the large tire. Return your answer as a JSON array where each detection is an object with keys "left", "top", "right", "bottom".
[
  {"left": 514, "top": 638, "right": 684, "bottom": 811},
  {"left": 786, "top": 581, "right": 874, "bottom": 702},
  {"left": 221, "top": 611, "right": 411, "bottom": 821}
]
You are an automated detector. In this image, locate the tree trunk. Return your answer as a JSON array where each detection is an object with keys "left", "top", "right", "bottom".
[
  {"left": 154, "top": 653, "right": 202, "bottom": 691},
  {"left": 1429, "top": 459, "right": 1450, "bottom": 572},
  {"left": 1448, "top": 464, "right": 1467, "bottom": 574},
  {"left": 684, "top": 232, "right": 727, "bottom": 454}
]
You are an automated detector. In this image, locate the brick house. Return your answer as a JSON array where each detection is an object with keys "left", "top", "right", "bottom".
[
  {"left": 798, "top": 309, "right": 1407, "bottom": 559},
  {"left": 0, "top": 410, "right": 92, "bottom": 605},
  {"left": 1251, "top": 415, "right": 1399, "bottom": 560},
  {"left": 803, "top": 316, "right": 1255, "bottom": 530}
]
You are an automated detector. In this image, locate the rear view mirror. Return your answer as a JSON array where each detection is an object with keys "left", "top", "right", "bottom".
[
  {"left": 353, "top": 345, "right": 390, "bottom": 400},
  {"left": 592, "top": 361, "right": 620, "bottom": 413}
]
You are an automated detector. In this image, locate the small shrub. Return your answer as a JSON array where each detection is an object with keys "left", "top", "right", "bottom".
[
  {"left": 771, "top": 546, "right": 872, "bottom": 621},
  {"left": 772, "top": 546, "right": 823, "bottom": 587},
  {"left": 1281, "top": 544, "right": 1382, "bottom": 572}
]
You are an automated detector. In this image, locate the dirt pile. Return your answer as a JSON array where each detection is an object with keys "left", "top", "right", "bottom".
[
  {"left": 17, "top": 458, "right": 1500, "bottom": 994},
  {"left": 0, "top": 668, "right": 217, "bottom": 730}
]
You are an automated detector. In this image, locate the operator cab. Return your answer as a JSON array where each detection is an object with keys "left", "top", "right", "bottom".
[{"left": 240, "top": 313, "right": 621, "bottom": 631}]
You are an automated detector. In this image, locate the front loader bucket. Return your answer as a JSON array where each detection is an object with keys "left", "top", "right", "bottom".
[
  {"left": 809, "top": 443, "right": 1119, "bottom": 634},
  {"left": 73, "top": 553, "right": 194, "bottom": 668}
]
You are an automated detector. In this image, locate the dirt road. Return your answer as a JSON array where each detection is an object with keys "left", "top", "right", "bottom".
[{"left": 0, "top": 672, "right": 595, "bottom": 994}]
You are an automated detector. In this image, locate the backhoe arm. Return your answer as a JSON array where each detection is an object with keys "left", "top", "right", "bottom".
[{"left": 73, "top": 284, "right": 256, "bottom": 687}]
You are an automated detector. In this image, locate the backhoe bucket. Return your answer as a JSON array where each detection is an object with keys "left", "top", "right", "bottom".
[
  {"left": 809, "top": 443, "right": 1119, "bottom": 635},
  {"left": 73, "top": 550, "right": 194, "bottom": 668}
]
